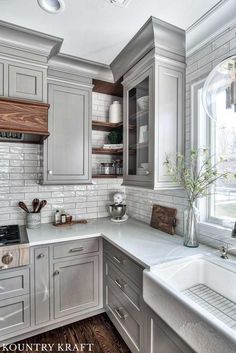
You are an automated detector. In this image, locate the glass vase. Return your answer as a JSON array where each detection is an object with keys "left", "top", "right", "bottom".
[{"left": 183, "top": 201, "right": 199, "bottom": 248}]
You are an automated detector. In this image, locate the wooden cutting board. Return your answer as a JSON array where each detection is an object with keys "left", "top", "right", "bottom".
[{"left": 150, "top": 204, "right": 177, "bottom": 235}]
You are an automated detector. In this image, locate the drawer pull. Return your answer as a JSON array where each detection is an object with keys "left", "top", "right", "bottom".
[
  {"left": 38, "top": 253, "right": 45, "bottom": 258},
  {"left": 114, "top": 307, "right": 128, "bottom": 320},
  {"left": 113, "top": 256, "right": 124, "bottom": 264},
  {"left": 69, "top": 247, "right": 84, "bottom": 253},
  {"left": 115, "top": 279, "right": 127, "bottom": 290},
  {"left": 54, "top": 270, "right": 60, "bottom": 276}
]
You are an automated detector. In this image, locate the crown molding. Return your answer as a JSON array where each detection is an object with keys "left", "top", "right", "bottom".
[
  {"left": 111, "top": 16, "right": 185, "bottom": 81},
  {"left": 48, "top": 53, "right": 114, "bottom": 83},
  {"left": 186, "top": 0, "right": 236, "bottom": 56},
  {"left": 0, "top": 20, "right": 63, "bottom": 63}
]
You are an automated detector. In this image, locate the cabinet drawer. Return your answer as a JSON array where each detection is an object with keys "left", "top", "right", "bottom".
[
  {"left": 106, "top": 284, "right": 142, "bottom": 352},
  {"left": 104, "top": 255, "right": 141, "bottom": 310},
  {"left": 53, "top": 238, "right": 99, "bottom": 259},
  {"left": 104, "top": 240, "right": 143, "bottom": 288},
  {"left": 0, "top": 268, "right": 29, "bottom": 301},
  {"left": 0, "top": 295, "right": 30, "bottom": 337}
]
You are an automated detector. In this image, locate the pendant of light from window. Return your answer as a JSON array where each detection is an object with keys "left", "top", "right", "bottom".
[{"left": 37, "top": 0, "right": 65, "bottom": 14}]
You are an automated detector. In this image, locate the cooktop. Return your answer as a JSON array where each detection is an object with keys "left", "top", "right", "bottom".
[{"left": 0, "top": 225, "right": 21, "bottom": 246}]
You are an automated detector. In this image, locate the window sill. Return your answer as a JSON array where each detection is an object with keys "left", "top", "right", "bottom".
[{"left": 198, "top": 221, "right": 235, "bottom": 244}]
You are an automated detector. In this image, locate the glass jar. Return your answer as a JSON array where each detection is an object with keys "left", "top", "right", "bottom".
[{"left": 100, "top": 163, "right": 114, "bottom": 175}]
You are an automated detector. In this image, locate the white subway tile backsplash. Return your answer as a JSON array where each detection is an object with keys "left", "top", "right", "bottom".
[{"left": 0, "top": 92, "right": 124, "bottom": 226}]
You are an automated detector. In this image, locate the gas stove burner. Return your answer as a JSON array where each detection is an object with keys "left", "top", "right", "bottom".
[{"left": 0, "top": 225, "right": 21, "bottom": 246}]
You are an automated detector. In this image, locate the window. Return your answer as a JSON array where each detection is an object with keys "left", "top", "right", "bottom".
[{"left": 192, "top": 80, "right": 236, "bottom": 228}]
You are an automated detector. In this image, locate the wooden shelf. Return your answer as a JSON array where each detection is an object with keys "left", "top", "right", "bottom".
[
  {"left": 92, "top": 120, "right": 123, "bottom": 131},
  {"left": 92, "top": 147, "right": 123, "bottom": 155},
  {"left": 92, "top": 174, "right": 122, "bottom": 179}
]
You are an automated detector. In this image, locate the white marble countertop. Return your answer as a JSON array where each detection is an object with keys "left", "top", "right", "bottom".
[{"left": 27, "top": 218, "right": 214, "bottom": 268}]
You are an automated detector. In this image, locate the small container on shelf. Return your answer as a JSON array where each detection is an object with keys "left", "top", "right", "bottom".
[
  {"left": 100, "top": 162, "right": 115, "bottom": 175},
  {"left": 60, "top": 210, "right": 67, "bottom": 224},
  {"left": 54, "top": 210, "right": 61, "bottom": 225}
]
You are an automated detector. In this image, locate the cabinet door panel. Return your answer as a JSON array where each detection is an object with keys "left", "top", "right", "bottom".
[
  {"left": 0, "top": 295, "right": 30, "bottom": 337},
  {"left": 147, "top": 308, "right": 194, "bottom": 353},
  {"left": 45, "top": 84, "right": 91, "bottom": 183},
  {"left": 8, "top": 65, "right": 43, "bottom": 101},
  {"left": 123, "top": 68, "right": 153, "bottom": 186},
  {"left": 54, "top": 256, "right": 99, "bottom": 319},
  {"left": 0, "top": 268, "right": 29, "bottom": 301},
  {"left": 0, "top": 62, "right": 3, "bottom": 96},
  {"left": 34, "top": 247, "right": 50, "bottom": 325},
  {"left": 157, "top": 66, "right": 183, "bottom": 184}
]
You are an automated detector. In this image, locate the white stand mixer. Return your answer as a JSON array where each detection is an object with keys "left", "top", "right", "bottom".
[{"left": 109, "top": 192, "right": 128, "bottom": 223}]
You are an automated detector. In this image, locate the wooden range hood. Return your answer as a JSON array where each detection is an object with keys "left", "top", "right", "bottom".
[{"left": 0, "top": 98, "right": 50, "bottom": 143}]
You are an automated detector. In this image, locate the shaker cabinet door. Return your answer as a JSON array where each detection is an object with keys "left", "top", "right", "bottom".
[
  {"left": 53, "top": 256, "right": 99, "bottom": 319},
  {"left": 44, "top": 83, "right": 91, "bottom": 184},
  {"left": 8, "top": 65, "right": 44, "bottom": 101}
]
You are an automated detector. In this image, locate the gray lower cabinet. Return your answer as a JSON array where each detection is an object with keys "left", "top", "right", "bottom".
[
  {"left": 146, "top": 307, "right": 194, "bottom": 353},
  {"left": 103, "top": 241, "right": 145, "bottom": 353},
  {"left": 33, "top": 247, "right": 50, "bottom": 325},
  {"left": 0, "top": 295, "right": 30, "bottom": 337},
  {"left": 43, "top": 82, "right": 92, "bottom": 184},
  {"left": 53, "top": 255, "right": 99, "bottom": 319},
  {"left": 0, "top": 267, "right": 30, "bottom": 339}
]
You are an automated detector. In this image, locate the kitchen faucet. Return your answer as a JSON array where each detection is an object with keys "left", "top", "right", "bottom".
[{"left": 220, "top": 245, "right": 229, "bottom": 259}]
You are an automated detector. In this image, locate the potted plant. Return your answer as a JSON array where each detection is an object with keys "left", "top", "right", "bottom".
[{"left": 164, "top": 149, "right": 230, "bottom": 247}]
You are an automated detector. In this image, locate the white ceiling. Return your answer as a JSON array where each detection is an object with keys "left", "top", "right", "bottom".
[{"left": 0, "top": 0, "right": 221, "bottom": 65}]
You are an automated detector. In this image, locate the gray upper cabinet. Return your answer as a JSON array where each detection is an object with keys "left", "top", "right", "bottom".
[
  {"left": 53, "top": 255, "right": 99, "bottom": 319},
  {"left": 123, "top": 52, "right": 185, "bottom": 189},
  {"left": 43, "top": 82, "right": 91, "bottom": 184},
  {"left": 8, "top": 64, "right": 44, "bottom": 101},
  {"left": 0, "top": 58, "right": 47, "bottom": 102}
]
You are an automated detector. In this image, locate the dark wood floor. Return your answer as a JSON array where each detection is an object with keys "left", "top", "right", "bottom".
[{"left": 3, "top": 314, "right": 131, "bottom": 353}]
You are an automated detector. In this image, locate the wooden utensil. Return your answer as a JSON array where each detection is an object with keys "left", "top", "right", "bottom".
[
  {"left": 18, "top": 201, "right": 30, "bottom": 213},
  {"left": 150, "top": 204, "right": 177, "bottom": 235},
  {"left": 32, "top": 198, "right": 40, "bottom": 213},
  {"left": 37, "top": 200, "right": 47, "bottom": 213}
]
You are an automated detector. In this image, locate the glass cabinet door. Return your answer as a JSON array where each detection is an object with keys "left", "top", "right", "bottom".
[{"left": 127, "top": 76, "right": 150, "bottom": 177}]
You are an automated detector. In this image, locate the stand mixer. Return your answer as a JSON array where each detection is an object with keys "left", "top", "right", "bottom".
[{"left": 109, "top": 192, "right": 128, "bottom": 223}]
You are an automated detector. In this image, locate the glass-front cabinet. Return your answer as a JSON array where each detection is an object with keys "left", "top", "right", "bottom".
[
  {"left": 123, "top": 54, "right": 184, "bottom": 189},
  {"left": 123, "top": 68, "right": 153, "bottom": 187}
]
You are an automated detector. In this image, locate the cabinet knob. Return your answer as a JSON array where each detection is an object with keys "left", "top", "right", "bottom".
[
  {"left": 114, "top": 307, "right": 128, "bottom": 320},
  {"left": 2, "top": 253, "right": 13, "bottom": 265},
  {"left": 54, "top": 270, "right": 60, "bottom": 276},
  {"left": 145, "top": 170, "right": 150, "bottom": 175},
  {"left": 38, "top": 253, "right": 45, "bottom": 258},
  {"left": 48, "top": 170, "right": 53, "bottom": 175}
]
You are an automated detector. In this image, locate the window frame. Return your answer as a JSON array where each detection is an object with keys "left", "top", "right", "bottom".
[{"left": 191, "top": 78, "right": 235, "bottom": 232}]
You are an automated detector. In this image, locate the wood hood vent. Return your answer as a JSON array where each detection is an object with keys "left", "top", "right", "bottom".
[{"left": 0, "top": 98, "right": 50, "bottom": 143}]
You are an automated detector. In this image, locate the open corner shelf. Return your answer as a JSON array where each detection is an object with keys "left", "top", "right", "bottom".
[
  {"left": 92, "top": 147, "right": 123, "bottom": 155},
  {"left": 92, "top": 174, "right": 123, "bottom": 179},
  {"left": 92, "top": 120, "right": 123, "bottom": 132}
]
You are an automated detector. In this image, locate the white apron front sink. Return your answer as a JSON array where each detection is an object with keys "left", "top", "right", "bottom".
[{"left": 143, "top": 254, "right": 236, "bottom": 353}]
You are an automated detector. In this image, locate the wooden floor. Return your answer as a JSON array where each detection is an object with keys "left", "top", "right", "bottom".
[{"left": 4, "top": 314, "right": 131, "bottom": 353}]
